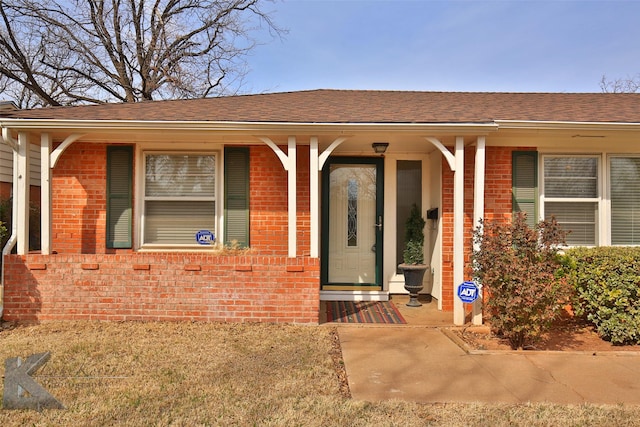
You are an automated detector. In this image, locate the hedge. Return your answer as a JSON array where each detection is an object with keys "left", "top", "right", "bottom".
[{"left": 566, "top": 247, "right": 640, "bottom": 345}]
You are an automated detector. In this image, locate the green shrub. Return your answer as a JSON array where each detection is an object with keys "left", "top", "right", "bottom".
[
  {"left": 567, "top": 246, "right": 640, "bottom": 345},
  {"left": 402, "top": 203, "right": 426, "bottom": 265},
  {"left": 472, "top": 213, "right": 571, "bottom": 349}
]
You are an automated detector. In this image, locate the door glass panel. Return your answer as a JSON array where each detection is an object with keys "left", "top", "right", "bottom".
[
  {"left": 328, "top": 164, "right": 377, "bottom": 284},
  {"left": 347, "top": 179, "right": 358, "bottom": 247}
]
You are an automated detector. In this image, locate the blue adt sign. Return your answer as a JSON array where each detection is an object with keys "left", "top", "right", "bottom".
[
  {"left": 196, "top": 230, "right": 215, "bottom": 245},
  {"left": 457, "top": 281, "right": 480, "bottom": 303}
]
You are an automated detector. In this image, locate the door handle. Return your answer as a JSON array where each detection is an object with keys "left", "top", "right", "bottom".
[{"left": 375, "top": 216, "right": 383, "bottom": 231}]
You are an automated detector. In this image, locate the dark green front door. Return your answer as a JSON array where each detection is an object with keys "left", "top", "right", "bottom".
[{"left": 321, "top": 157, "right": 384, "bottom": 290}]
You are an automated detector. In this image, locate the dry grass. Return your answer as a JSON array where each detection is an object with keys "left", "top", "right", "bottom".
[{"left": 0, "top": 321, "right": 639, "bottom": 426}]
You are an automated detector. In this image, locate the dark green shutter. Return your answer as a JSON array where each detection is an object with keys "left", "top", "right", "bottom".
[
  {"left": 107, "top": 146, "right": 133, "bottom": 248},
  {"left": 512, "top": 151, "right": 538, "bottom": 228},
  {"left": 224, "top": 147, "right": 250, "bottom": 247}
]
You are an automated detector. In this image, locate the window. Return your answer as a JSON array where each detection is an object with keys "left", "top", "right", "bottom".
[
  {"left": 347, "top": 178, "right": 358, "bottom": 247},
  {"left": 143, "top": 153, "right": 216, "bottom": 246},
  {"left": 515, "top": 153, "right": 640, "bottom": 247},
  {"left": 396, "top": 160, "right": 421, "bottom": 272},
  {"left": 610, "top": 156, "right": 640, "bottom": 245},
  {"left": 542, "top": 156, "right": 599, "bottom": 246}
]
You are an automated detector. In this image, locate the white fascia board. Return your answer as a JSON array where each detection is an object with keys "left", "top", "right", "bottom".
[
  {"left": 0, "top": 119, "right": 499, "bottom": 134},
  {"left": 495, "top": 120, "right": 640, "bottom": 132}
]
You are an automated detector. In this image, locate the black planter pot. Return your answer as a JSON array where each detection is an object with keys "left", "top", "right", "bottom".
[{"left": 399, "top": 264, "right": 428, "bottom": 307}]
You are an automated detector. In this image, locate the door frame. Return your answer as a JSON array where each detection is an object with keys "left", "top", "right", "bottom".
[{"left": 320, "top": 156, "right": 385, "bottom": 290}]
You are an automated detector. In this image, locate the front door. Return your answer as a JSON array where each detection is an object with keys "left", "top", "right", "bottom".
[{"left": 321, "top": 157, "right": 384, "bottom": 290}]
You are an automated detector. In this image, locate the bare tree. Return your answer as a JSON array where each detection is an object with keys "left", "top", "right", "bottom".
[
  {"left": 0, "top": 0, "right": 281, "bottom": 107},
  {"left": 600, "top": 74, "right": 640, "bottom": 93}
]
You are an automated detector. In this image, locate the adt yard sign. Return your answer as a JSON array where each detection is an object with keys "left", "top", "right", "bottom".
[{"left": 457, "top": 281, "right": 480, "bottom": 303}]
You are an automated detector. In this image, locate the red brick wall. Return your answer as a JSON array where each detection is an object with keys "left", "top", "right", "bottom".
[
  {"left": 440, "top": 146, "right": 533, "bottom": 311},
  {"left": 0, "top": 182, "right": 38, "bottom": 200},
  {"left": 52, "top": 143, "right": 108, "bottom": 253},
  {"left": 50, "top": 143, "right": 311, "bottom": 256},
  {"left": 4, "top": 142, "right": 320, "bottom": 324},
  {"left": 440, "top": 152, "right": 454, "bottom": 312},
  {"left": 249, "top": 145, "right": 288, "bottom": 254},
  {"left": 296, "top": 146, "right": 311, "bottom": 257},
  {"left": 0, "top": 182, "right": 10, "bottom": 199},
  {"left": 248, "top": 145, "right": 311, "bottom": 255},
  {"left": 3, "top": 254, "right": 320, "bottom": 323}
]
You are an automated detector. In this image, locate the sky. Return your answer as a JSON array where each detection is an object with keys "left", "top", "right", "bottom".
[{"left": 243, "top": 0, "right": 640, "bottom": 93}]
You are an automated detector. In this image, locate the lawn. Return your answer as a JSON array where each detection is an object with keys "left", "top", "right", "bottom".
[{"left": 1, "top": 321, "right": 639, "bottom": 426}]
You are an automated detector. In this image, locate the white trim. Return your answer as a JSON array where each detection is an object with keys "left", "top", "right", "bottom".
[
  {"left": 495, "top": 120, "right": 640, "bottom": 132},
  {"left": 320, "top": 290, "right": 389, "bottom": 302},
  {"left": 50, "top": 133, "right": 86, "bottom": 168},
  {"left": 258, "top": 137, "right": 289, "bottom": 170},
  {"left": 41, "top": 133, "right": 52, "bottom": 255},
  {"left": 1, "top": 128, "right": 17, "bottom": 150},
  {"left": 318, "top": 137, "right": 347, "bottom": 170},
  {"left": 287, "top": 136, "right": 297, "bottom": 258},
  {"left": 453, "top": 136, "right": 465, "bottom": 325},
  {"left": 472, "top": 136, "right": 485, "bottom": 325},
  {"left": 0, "top": 118, "right": 499, "bottom": 134},
  {"left": 310, "top": 137, "right": 319, "bottom": 258},
  {"left": 425, "top": 137, "right": 456, "bottom": 171},
  {"left": 16, "top": 132, "right": 29, "bottom": 255}
]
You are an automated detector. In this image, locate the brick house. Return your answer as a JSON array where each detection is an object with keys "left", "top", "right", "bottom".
[{"left": 1, "top": 90, "right": 640, "bottom": 325}]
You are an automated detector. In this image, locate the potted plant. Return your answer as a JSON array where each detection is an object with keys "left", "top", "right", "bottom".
[{"left": 398, "top": 203, "right": 428, "bottom": 307}]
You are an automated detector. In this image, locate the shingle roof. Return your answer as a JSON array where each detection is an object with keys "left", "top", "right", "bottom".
[{"left": 3, "top": 89, "right": 640, "bottom": 124}]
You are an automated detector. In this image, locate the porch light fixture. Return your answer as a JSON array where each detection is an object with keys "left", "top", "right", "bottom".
[{"left": 372, "top": 142, "right": 389, "bottom": 154}]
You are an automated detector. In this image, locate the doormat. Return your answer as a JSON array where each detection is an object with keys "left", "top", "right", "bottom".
[{"left": 326, "top": 301, "right": 406, "bottom": 324}]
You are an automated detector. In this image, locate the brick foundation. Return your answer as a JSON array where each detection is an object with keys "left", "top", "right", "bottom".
[{"left": 3, "top": 253, "right": 320, "bottom": 324}]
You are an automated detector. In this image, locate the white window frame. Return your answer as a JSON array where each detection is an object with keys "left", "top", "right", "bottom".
[
  {"left": 606, "top": 154, "right": 640, "bottom": 247},
  {"left": 540, "top": 154, "right": 602, "bottom": 247},
  {"left": 136, "top": 148, "right": 222, "bottom": 251}
]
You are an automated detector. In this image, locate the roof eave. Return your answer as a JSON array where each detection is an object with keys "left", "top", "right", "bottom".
[
  {"left": 0, "top": 118, "right": 499, "bottom": 135},
  {"left": 495, "top": 120, "right": 640, "bottom": 131}
]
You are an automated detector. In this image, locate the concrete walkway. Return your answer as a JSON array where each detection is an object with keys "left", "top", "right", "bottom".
[{"left": 338, "top": 326, "right": 640, "bottom": 404}]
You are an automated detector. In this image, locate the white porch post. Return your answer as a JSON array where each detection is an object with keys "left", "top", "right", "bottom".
[
  {"left": 41, "top": 133, "right": 52, "bottom": 255},
  {"left": 16, "top": 132, "right": 30, "bottom": 255},
  {"left": 453, "top": 136, "right": 465, "bottom": 325},
  {"left": 472, "top": 136, "right": 486, "bottom": 325},
  {"left": 287, "top": 136, "right": 297, "bottom": 258},
  {"left": 309, "top": 137, "right": 319, "bottom": 258}
]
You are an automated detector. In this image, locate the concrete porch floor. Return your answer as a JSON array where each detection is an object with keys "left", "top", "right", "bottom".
[{"left": 320, "top": 294, "right": 453, "bottom": 326}]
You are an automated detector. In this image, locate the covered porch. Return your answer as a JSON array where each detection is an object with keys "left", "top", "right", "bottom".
[{"left": 1, "top": 117, "right": 494, "bottom": 326}]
